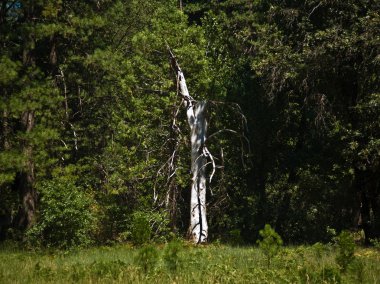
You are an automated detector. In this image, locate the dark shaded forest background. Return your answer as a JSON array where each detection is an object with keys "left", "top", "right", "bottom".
[{"left": 0, "top": 0, "right": 379, "bottom": 248}]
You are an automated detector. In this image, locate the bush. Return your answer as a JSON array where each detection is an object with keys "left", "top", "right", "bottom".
[
  {"left": 163, "top": 240, "right": 183, "bottom": 272},
  {"left": 135, "top": 245, "right": 159, "bottom": 274},
  {"left": 127, "top": 210, "right": 170, "bottom": 245},
  {"left": 130, "top": 212, "right": 152, "bottom": 245},
  {"left": 371, "top": 238, "right": 380, "bottom": 251},
  {"left": 334, "top": 231, "right": 355, "bottom": 272},
  {"left": 349, "top": 259, "right": 365, "bottom": 283},
  {"left": 321, "top": 266, "right": 342, "bottom": 284},
  {"left": 299, "top": 266, "right": 342, "bottom": 284},
  {"left": 27, "top": 179, "right": 96, "bottom": 248},
  {"left": 228, "top": 229, "right": 243, "bottom": 246},
  {"left": 257, "top": 224, "right": 283, "bottom": 267}
]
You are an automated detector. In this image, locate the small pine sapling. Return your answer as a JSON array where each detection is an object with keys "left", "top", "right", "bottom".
[
  {"left": 335, "top": 231, "right": 355, "bottom": 272},
  {"left": 257, "top": 224, "right": 283, "bottom": 267}
]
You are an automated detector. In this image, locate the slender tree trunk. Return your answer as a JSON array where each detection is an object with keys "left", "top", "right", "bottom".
[
  {"left": 16, "top": 111, "right": 36, "bottom": 230},
  {"left": 369, "top": 174, "right": 380, "bottom": 239},
  {"left": 167, "top": 178, "right": 179, "bottom": 231},
  {"left": 0, "top": 1, "right": 7, "bottom": 25},
  {"left": 15, "top": 3, "right": 37, "bottom": 230},
  {"left": 169, "top": 49, "right": 208, "bottom": 243},
  {"left": 2, "top": 110, "right": 9, "bottom": 150},
  {"left": 188, "top": 101, "right": 208, "bottom": 243},
  {"left": 166, "top": 119, "right": 180, "bottom": 231}
]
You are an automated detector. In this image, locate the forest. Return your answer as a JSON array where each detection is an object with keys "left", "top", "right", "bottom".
[
  {"left": 1, "top": 1, "right": 380, "bottom": 282},
  {"left": 0, "top": 0, "right": 379, "bottom": 252}
]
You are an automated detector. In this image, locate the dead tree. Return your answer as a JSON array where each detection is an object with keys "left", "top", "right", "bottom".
[
  {"left": 168, "top": 49, "right": 214, "bottom": 244},
  {"left": 166, "top": 47, "right": 249, "bottom": 244}
]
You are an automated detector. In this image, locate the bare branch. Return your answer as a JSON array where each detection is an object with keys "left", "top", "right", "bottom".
[
  {"left": 308, "top": 2, "right": 322, "bottom": 18},
  {"left": 58, "top": 68, "right": 69, "bottom": 120},
  {"left": 203, "top": 146, "right": 216, "bottom": 183},
  {"left": 208, "top": 129, "right": 238, "bottom": 140}
]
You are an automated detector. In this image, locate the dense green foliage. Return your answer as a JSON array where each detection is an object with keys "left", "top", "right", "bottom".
[
  {"left": 0, "top": 0, "right": 379, "bottom": 247},
  {"left": 0, "top": 243, "right": 380, "bottom": 283},
  {"left": 26, "top": 178, "right": 96, "bottom": 248},
  {"left": 183, "top": 0, "right": 380, "bottom": 244}
]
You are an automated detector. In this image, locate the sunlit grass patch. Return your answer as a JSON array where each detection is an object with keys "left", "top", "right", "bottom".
[{"left": 0, "top": 242, "right": 379, "bottom": 283}]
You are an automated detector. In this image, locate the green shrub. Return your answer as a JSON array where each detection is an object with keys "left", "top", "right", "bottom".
[
  {"left": 228, "top": 229, "right": 243, "bottom": 246},
  {"left": 371, "top": 238, "right": 380, "bottom": 251},
  {"left": 27, "top": 179, "right": 96, "bottom": 248},
  {"left": 135, "top": 245, "right": 159, "bottom": 274},
  {"left": 334, "top": 231, "right": 355, "bottom": 271},
  {"left": 299, "top": 266, "right": 342, "bottom": 284},
  {"left": 312, "top": 242, "right": 324, "bottom": 258},
  {"left": 349, "top": 259, "right": 365, "bottom": 283},
  {"left": 257, "top": 224, "right": 283, "bottom": 267},
  {"left": 320, "top": 266, "right": 342, "bottom": 284},
  {"left": 128, "top": 210, "right": 170, "bottom": 245},
  {"left": 163, "top": 240, "right": 183, "bottom": 272},
  {"left": 130, "top": 211, "right": 152, "bottom": 245}
]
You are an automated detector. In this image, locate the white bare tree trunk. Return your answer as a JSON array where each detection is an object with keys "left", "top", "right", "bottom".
[
  {"left": 168, "top": 48, "right": 248, "bottom": 244},
  {"left": 189, "top": 102, "right": 208, "bottom": 243},
  {"left": 174, "top": 58, "right": 208, "bottom": 244}
]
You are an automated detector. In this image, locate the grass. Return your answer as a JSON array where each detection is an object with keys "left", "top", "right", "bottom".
[{"left": 0, "top": 242, "right": 379, "bottom": 283}]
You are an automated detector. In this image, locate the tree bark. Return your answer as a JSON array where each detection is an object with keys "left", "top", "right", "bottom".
[
  {"left": 15, "top": 111, "right": 36, "bottom": 230},
  {"left": 188, "top": 101, "right": 208, "bottom": 243}
]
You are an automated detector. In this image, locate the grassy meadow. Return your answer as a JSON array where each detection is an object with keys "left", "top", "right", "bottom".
[{"left": 0, "top": 242, "right": 379, "bottom": 284}]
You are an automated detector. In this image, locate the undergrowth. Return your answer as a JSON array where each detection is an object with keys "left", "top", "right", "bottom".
[{"left": 0, "top": 241, "right": 379, "bottom": 283}]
